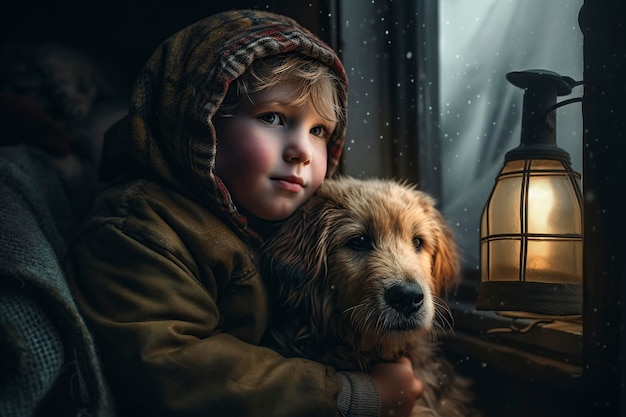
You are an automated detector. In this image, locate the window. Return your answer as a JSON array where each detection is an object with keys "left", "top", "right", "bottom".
[
  {"left": 439, "top": 0, "right": 583, "bottom": 274},
  {"left": 339, "top": 0, "right": 583, "bottom": 275},
  {"left": 336, "top": 1, "right": 601, "bottom": 415},
  {"left": 437, "top": 6, "right": 585, "bottom": 406}
]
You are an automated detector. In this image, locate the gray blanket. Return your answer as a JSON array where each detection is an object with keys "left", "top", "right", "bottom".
[{"left": 0, "top": 145, "right": 114, "bottom": 416}]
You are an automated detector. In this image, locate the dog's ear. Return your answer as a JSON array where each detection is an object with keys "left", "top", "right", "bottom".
[
  {"left": 431, "top": 209, "right": 461, "bottom": 297},
  {"left": 261, "top": 194, "right": 335, "bottom": 304},
  {"left": 261, "top": 192, "right": 348, "bottom": 358}
]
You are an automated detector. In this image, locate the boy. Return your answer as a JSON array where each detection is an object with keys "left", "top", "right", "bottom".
[{"left": 65, "top": 9, "right": 422, "bottom": 417}]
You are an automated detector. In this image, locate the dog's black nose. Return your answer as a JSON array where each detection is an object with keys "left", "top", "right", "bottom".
[{"left": 385, "top": 282, "right": 424, "bottom": 316}]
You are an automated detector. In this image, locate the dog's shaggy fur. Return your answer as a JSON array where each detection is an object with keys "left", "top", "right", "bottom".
[{"left": 261, "top": 176, "right": 482, "bottom": 417}]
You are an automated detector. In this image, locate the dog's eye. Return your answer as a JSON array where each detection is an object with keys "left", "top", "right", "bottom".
[
  {"left": 413, "top": 237, "right": 423, "bottom": 251},
  {"left": 347, "top": 235, "right": 372, "bottom": 251}
]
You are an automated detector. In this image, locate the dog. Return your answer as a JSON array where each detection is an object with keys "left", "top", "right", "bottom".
[{"left": 261, "top": 176, "right": 482, "bottom": 417}]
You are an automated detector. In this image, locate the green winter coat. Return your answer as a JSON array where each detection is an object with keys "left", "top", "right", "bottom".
[{"left": 65, "top": 9, "right": 348, "bottom": 417}]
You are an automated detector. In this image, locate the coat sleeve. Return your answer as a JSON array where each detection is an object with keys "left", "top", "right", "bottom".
[{"left": 64, "top": 183, "right": 341, "bottom": 417}]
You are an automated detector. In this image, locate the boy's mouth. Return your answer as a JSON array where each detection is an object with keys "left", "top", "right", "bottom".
[{"left": 272, "top": 176, "right": 305, "bottom": 192}]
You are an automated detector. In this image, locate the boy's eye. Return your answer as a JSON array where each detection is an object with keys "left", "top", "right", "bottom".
[
  {"left": 258, "top": 112, "right": 284, "bottom": 125},
  {"left": 310, "top": 125, "right": 328, "bottom": 139}
]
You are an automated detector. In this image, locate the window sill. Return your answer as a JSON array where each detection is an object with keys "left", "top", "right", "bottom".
[
  {"left": 443, "top": 300, "right": 582, "bottom": 382},
  {"left": 440, "top": 299, "right": 584, "bottom": 417}
]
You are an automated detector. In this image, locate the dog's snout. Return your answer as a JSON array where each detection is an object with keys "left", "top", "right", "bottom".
[{"left": 385, "top": 282, "right": 424, "bottom": 316}]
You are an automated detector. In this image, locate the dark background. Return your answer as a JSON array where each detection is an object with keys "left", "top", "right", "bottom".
[{"left": 0, "top": 1, "right": 332, "bottom": 80}]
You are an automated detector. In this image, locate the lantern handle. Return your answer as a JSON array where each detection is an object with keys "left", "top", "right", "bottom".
[
  {"left": 563, "top": 77, "right": 584, "bottom": 87},
  {"left": 544, "top": 96, "right": 583, "bottom": 120},
  {"left": 541, "top": 76, "right": 582, "bottom": 121}
]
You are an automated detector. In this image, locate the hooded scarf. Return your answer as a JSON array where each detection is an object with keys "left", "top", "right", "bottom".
[{"left": 99, "top": 9, "right": 348, "bottom": 240}]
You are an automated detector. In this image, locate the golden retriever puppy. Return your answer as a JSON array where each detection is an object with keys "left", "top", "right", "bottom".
[{"left": 261, "top": 176, "right": 482, "bottom": 417}]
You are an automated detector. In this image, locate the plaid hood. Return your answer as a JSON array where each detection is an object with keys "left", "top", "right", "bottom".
[{"left": 100, "top": 9, "right": 347, "bottom": 236}]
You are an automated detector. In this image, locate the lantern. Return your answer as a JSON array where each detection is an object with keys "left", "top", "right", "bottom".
[{"left": 477, "top": 69, "right": 583, "bottom": 315}]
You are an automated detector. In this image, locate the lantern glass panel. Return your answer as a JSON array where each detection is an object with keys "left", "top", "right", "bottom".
[
  {"left": 525, "top": 239, "right": 582, "bottom": 283},
  {"left": 482, "top": 239, "right": 521, "bottom": 282},
  {"left": 484, "top": 172, "right": 522, "bottom": 235},
  {"left": 526, "top": 160, "right": 582, "bottom": 235}
]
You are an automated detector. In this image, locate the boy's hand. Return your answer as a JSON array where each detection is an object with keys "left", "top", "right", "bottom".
[{"left": 371, "top": 356, "right": 423, "bottom": 417}]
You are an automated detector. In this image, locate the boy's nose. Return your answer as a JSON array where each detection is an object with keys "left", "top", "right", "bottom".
[{"left": 283, "top": 128, "right": 312, "bottom": 165}]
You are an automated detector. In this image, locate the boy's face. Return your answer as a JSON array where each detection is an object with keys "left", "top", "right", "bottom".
[{"left": 214, "top": 80, "right": 336, "bottom": 221}]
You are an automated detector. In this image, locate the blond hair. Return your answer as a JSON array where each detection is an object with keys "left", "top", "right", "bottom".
[{"left": 216, "top": 53, "right": 345, "bottom": 126}]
